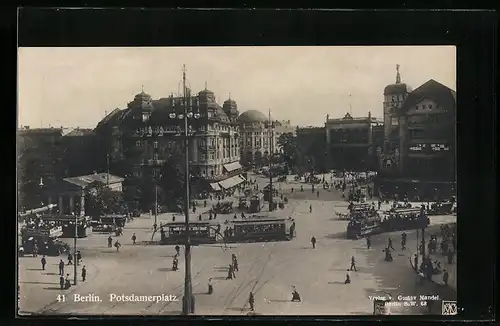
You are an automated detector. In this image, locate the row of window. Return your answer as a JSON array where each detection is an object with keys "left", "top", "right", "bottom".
[{"left": 135, "top": 124, "right": 238, "bottom": 135}]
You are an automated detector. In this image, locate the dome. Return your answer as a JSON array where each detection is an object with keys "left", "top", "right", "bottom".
[
  {"left": 198, "top": 88, "right": 215, "bottom": 96},
  {"left": 238, "top": 110, "right": 268, "bottom": 123},
  {"left": 384, "top": 83, "right": 412, "bottom": 95},
  {"left": 224, "top": 98, "right": 236, "bottom": 105},
  {"left": 134, "top": 91, "right": 152, "bottom": 100}
]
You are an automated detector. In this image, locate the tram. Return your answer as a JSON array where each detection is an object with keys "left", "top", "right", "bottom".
[
  {"left": 38, "top": 214, "right": 92, "bottom": 238},
  {"left": 160, "top": 221, "right": 217, "bottom": 245},
  {"left": 346, "top": 216, "right": 381, "bottom": 239},
  {"left": 380, "top": 208, "right": 429, "bottom": 231},
  {"left": 20, "top": 226, "right": 68, "bottom": 256},
  {"left": 227, "top": 218, "right": 295, "bottom": 243}
]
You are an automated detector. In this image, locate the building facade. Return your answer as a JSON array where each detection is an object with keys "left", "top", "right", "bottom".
[
  {"left": 375, "top": 68, "right": 456, "bottom": 200},
  {"left": 95, "top": 86, "right": 243, "bottom": 200},
  {"left": 325, "top": 112, "right": 382, "bottom": 171},
  {"left": 238, "top": 110, "right": 295, "bottom": 167},
  {"left": 296, "top": 126, "right": 328, "bottom": 173},
  {"left": 61, "top": 128, "right": 98, "bottom": 177},
  {"left": 17, "top": 127, "right": 66, "bottom": 210}
]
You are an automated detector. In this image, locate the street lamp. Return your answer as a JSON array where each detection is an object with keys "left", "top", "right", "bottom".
[{"left": 168, "top": 65, "right": 201, "bottom": 315}]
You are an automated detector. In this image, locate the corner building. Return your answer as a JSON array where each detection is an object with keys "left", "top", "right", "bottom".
[
  {"left": 375, "top": 66, "right": 456, "bottom": 200},
  {"left": 95, "top": 87, "right": 242, "bottom": 196}
]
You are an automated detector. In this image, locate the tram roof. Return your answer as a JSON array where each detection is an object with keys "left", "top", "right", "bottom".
[
  {"left": 233, "top": 218, "right": 287, "bottom": 224},
  {"left": 162, "top": 221, "right": 212, "bottom": 226},
  {"left": 390, "top": 208, "right": 421, "bottom": 213},
  {"left": 39, "top": 214, "right": 89, "bottom": 221}
]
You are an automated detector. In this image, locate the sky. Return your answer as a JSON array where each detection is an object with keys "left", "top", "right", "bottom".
[{"left": 18, "top": 46, "right": 456, "bottom": 128}]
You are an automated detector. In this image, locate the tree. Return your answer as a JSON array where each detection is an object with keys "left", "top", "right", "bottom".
[
  {"left": 85, "top": 182, "right": 126, "bottom": 218},
  {"left": 277, "top": 132, "right": 299, "bottom": 169},
  {"left": 159, "top": 155, "right": 186, "bottom": 212}
]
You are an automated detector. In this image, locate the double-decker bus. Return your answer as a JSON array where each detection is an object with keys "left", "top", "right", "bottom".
[
  {"left": 160, "top": 221, "right": 217, "bottom": 245},
  {"left": 227, "top": 218, "right": 295, "bottom": 242}
]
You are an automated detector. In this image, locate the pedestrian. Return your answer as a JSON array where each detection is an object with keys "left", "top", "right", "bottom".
[
  {"left": 350, "top": 256, "right": 357, "bottom": 271},
  {"left": 131, "top": 233, "right": 137, "bottom": 245},
  {"left": 59, "top": 259, "right": 65, "bottom": 276},
  {"left": 64, "top": 274, "right": 71, "bottom": 290},
  {"left": 317, "top": 191, "right": 320, "bottom": 198},
  {"left": 108, "top": 236, "right": 113, "bottom": 248},
  {"left": 447, "top": 249, "right": 454, "bottom": 264},
  {"left": 33, "top": 243, "right": 38, "bottom": 257},
  {"left": 233, "top": 257, "right": 239, "bottom": 272},
  {"left": 366, "top": 237, "right": 371, "bottom": 250},
  {"left": 443, "top": 269, "right": 449, "bottom": 286},
  {"left": 59, "top": 275, "right": 64, "bottom": 290},
  {"left": 248, "top": 292, "right": 255, "bottom": 311},
  {"left": 175, "top": 245, "right": 180, "bottom": 256},
  {"left": 291, "top": 286, "right": 301, "bottom": 302},
  {"left": 193, "top": 206, "right": 196, "bottom": 214},
  {"left": 388, "top": 238, "right": 395, "bottom": 250},
  {"left": 81, "top": 265, "right": 87, "bottom": 282},
  {"left": 401, "top": 232, "right": 407, "bottom": 250},
  {"left": 67, "top": 252, "right": 73, "bottom": 265},
  {"left": 207, "top": 278, "right": 213, "bottom": 295},
  {"left": 41, "top": 255, "right": 46, "bottom": 270},
  {"left": 311, "top": 236, "right": 316, "bottom": 249},
  {"left": 226, "top": 264, "right": 235, "bottom": 279},
  {"left": 345, "top": 270, "right": 351, "bottom": 284},
  {"left": 114, "top": 240, "right": 121, "bottom": 252},
  {"left": 309, "top": 205, "right": 312, "bottom": 213}
]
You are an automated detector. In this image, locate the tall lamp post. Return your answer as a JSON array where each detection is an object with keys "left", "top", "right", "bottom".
[
  {"left": 265, "top": 109, "right": 275, "bottom": 211},
  {"left": 168, "top": 64, "right": 200, "bottom": 315}
]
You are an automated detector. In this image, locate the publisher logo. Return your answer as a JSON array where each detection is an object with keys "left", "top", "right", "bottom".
[{"left": 442, "top": 300, "right": 457, "bottom": 315}]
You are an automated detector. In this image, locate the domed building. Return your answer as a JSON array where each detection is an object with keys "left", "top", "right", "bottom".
[
  {"left": 238, "top": 109, "right": 295, "bottom": 167},
  {"left": 95, "top": 79, "right": 244, "bottom": 207}
]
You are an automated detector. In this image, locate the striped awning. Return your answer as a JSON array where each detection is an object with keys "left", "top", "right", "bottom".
[
  {"left": 223, "top": 162, "right": 242, "bottom": 173},
  {"left": 218, "top": 175, "right": 245, "bottom": 190},
  {"left": 210, "top": 183, "right": 222, "bottom": 191}
]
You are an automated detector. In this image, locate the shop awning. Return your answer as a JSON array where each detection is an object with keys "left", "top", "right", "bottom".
[
  {"left": 237, "top": 175, "right": 246, "bottom": 183},
  {"left": 218, "top": 175, "right": 245, "bottom": 190},
  {"left": 223, "top": 162, "right": 242, "bottom": 173},
  {"left": 210, "top": 183, "right": 222, "bottom": 191}
]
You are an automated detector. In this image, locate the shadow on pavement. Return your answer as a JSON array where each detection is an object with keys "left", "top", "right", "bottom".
[
  {"left": 43, "top": 273, "right": 59, "bottom": 276},
  {"left": 324, "top": 232, "right": 347, "bottom": 240},
  {"left": 211, "top": 276, "right": 227, "bottom": 281},
  {"left": 43, "top": 287, "right": 63, "bottom": 290},
  {"left": 26, "top": 268, "right": 42, "bottom": 271},
  {"left": 225, "top": 306, "right": 245, "bottom": 312},
  {"left": 299, "top": 246, "right": 313, "bottom": 250},
  {"left": 328, "top": 281, "right": 346, "bottom": 285},
  {"left": 268, "top": 299, "right": 289, "bottom": 303},
  {"left": 157, "top": 267, "right": 174, "bottom": 272},
  {"left": 20, "top": 281, "right": 58, "bottom": 285}
]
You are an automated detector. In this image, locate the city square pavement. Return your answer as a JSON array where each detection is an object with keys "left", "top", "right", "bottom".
[{"left": 19, "top": 173, "right": 456, "bottom": 316}]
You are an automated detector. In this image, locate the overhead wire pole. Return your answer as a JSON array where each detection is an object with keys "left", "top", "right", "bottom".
[
  {"left": 182, "top": 64, "right": 194, "bottom": 315},
  {"left": 268, "top": 108, "right": 273, "bottom": 212}
]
